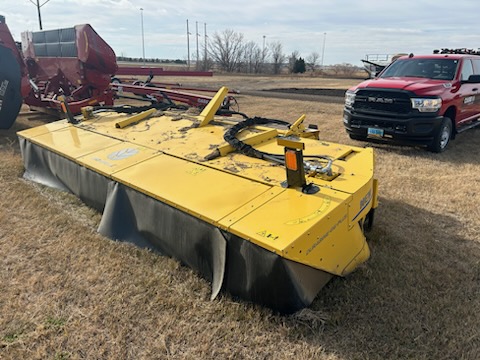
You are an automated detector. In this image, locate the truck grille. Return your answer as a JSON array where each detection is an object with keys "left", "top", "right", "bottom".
[{"left": 354, "top": 89, "right": 411, "bottom": 114}]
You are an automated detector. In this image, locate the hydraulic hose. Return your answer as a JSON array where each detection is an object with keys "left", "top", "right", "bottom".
[
  {"left": 90, "top": 102, "right": 176, "bottom": 114},
  {"left": 223, "top": 116, "right": 333, "bottom": 175},
  {"left": 223, "top": 116, "right": 290, "bottom": 160}
]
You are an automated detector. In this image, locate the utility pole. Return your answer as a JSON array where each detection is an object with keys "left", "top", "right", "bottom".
[
  {"left": 196, "top": 21, "right": 200, "bottom": 68},
  {"left": 29, "top": 0, "right": 51, "bottom": 30},
  {"left": 186, "top": 19, "right": 191, "bottom": 69},
  {"left": 140, "top": 8, "right": 145, "bottom": 66},
  {"left": 262, "top": 35, "right": 266, "bottom": 58},
  {"left": 204, "top": 23, "right": 207, "bottom": 68}
]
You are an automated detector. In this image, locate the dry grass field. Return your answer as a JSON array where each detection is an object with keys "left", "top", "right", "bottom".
[{"left": 0, "top": 75, "right": 479, "bottom": 360}]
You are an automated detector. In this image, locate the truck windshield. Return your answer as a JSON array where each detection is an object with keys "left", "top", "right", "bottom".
[{"left": 380, "top": 58, "right": 458, "bottom": 80}]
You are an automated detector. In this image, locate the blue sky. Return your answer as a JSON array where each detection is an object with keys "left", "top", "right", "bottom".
[{"left": 2, "top": 0, "right": 480, "bottom": 66}]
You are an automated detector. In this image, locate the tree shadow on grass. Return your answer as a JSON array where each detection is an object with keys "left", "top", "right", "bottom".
[{"left": 303, "top": 197, "right": 479, "bottom": 360}]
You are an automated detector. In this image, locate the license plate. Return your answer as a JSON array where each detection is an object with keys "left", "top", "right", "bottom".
[{"left": 368, "top": 128, "right": 384, "bottom": 137}]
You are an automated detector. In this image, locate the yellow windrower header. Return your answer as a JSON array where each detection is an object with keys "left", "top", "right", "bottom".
[{"left": 17, "top": 86, "right": 378, "bottom": 313}]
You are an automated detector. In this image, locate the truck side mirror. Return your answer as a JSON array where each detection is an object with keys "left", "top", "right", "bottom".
[{"left": 465, "top": 74, "right": 480, "bottom": 83}]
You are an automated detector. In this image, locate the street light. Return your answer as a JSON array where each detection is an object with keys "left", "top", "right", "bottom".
[
  {"left": 140, "top": 8, "right": 145, "bottom": 66},
  {"left": 262, "top": 35, "right": 266, "bottom": 71},
  {"left": 321, "top": 32, "right": 326, "bottom": 68}
]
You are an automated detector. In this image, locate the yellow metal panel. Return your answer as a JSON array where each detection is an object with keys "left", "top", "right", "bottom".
[
  {"left": 112, "top": 154, "right": 272, "bottom": 223},
  {"left": 228, "top": 138, "right": 373, "bottom": 193},
  {"left": 77, "top": 112, "right": 374, "bottom": 197},
  {"left": 197, "top": 86, "right": 229, "bottom": 127},
  {"left": 288, "top": 206, "right": 369, "bottom": 276},
  {"left": 115, "top": 108, "right": 156, "bottom": 129},
  {"left": 227, "top": 187, "right": 369, "bottom": 275},
  {"left": 218, "top": 186, "right": 286, "bottom": 228},
  {"left": 79, "top": 112, "right": 190, "bottom": 146},
  {"left": 347, "top": 179, "right": 375, "bottom": 227},
  {"left": 150, "top": 124, "right": 227, "bottom": 160},
  {"left": 17, "top": 120, "right": 70, "bottom": 139},
  {"left": 207, "top": 153, "right": 286, "bottom": 186},
  {"left": 228, "top": 186, "right": 347, "bottom": 251},
  {"left": 327, "top": 147, "right": 374, "bottom": 197},
  {"left": 277, "top": 136, "right": 305, "bottom": 150},
  {"left": 76, "top": 113, "right": 377, "bottom": 226},
  {"left": 25, "top": 125, "right": 121, "bottom": 160},
  {"left": 79, "top": 113, "right": 226, "bottom": 161},
  {"left": 77, "top": 143, "right": 161, "bottom": 177}
]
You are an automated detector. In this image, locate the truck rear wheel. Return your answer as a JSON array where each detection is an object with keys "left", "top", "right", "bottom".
[{"left": 428, "top": 117, "right": 452, "bottom": 153}]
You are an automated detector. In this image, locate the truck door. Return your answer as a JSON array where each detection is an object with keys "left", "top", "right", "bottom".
[
  {"left": 457, "top": 59, "right": 479, "bottom": 125},
  {"left": 470, "top": 59, "right": 480, "bottom": 122}
]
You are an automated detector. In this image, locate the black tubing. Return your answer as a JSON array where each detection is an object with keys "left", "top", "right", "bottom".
[
  {"left": 223, "top": 116, "right": 290, "bottom": 160},
  {"left": 91, "top": 102, "right": 175, "bottom": 114}
]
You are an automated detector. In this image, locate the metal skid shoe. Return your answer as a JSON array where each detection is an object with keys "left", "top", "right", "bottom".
[
  {"left": 278, "top": 136, "right": 319, "bottom": 194},
  {"left": 0, "top": 44, "right": 23, "bottom": 129}
]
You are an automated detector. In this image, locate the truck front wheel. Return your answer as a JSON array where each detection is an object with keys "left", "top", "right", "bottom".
[
  {"left": 428, "top": 117, "right": 452, "bottom": 153},
  {"left": 349, "top": 133, "right": 367, "bottom": 141}
]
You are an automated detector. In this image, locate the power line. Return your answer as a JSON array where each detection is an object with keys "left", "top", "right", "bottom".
[{"left": 29, "top": 0, "right": 51, "bottom": 30}]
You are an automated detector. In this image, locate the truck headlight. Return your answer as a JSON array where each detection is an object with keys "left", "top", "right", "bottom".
[
  {"left": 345, "top": 91, "right": 356, "bottom": 107},
  {"left": 411, "top": 98, "right": 442, "bottom": 112}
]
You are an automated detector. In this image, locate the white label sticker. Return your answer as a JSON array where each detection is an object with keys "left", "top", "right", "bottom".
[{"left": 0, "top": 80, "right": 9, "bottom": 97}]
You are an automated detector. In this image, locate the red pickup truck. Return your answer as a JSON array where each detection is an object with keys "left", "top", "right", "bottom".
[{"left": 343, "top": 51, "right": 480, "bottom": 152}]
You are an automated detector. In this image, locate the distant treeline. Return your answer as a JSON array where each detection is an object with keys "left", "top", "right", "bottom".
[{"left": 116, "top": 56, "right": 187, "bottom": 64}]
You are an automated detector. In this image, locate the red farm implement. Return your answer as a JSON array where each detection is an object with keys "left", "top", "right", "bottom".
[
  {"left": 0, "top": 16, "right": 234, "bottom": 128},
  {"left": 0, "top": 18, "right": 117, "bottom": 128},
  {"left": 21, "top": 23, "right": 117, "bottom": 116}
]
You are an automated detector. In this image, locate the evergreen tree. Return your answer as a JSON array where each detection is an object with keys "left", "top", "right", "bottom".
[{"left": 293, "top": 57, "right": 306, "bottom": 73}]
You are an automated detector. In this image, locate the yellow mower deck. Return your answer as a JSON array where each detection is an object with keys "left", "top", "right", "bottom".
[{"left": 18, "top": 87, "right": 378, "bottom": 313}]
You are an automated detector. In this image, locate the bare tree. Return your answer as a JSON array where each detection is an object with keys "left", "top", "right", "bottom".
[
  {"left": 252, "top": 46, "right": 264, "bottom": 74},
  {"left": 240, "top": 41, "right": 255, "bottom": 73},
  {"left": 208, "top": 29, "right": 245, "bottom": 72},
  {"left": 240, "top": 41, "right": 264, "bottom": 74},
  {"left": 288, "top": 50, "right": 300, "bottom": 73},
  {"left": 269, "top": 41, "right": 285, "bottom": 75},
  {"left": 306, "top": 52, "right": 320, "bottom": 72},
  {"left": 197, "top": 50, "right": 214, "bottom": 71}
]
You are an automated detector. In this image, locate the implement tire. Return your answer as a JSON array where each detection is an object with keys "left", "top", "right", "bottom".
[{"left": 0, "top": 45, "right": 23, "bottom": 129}]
